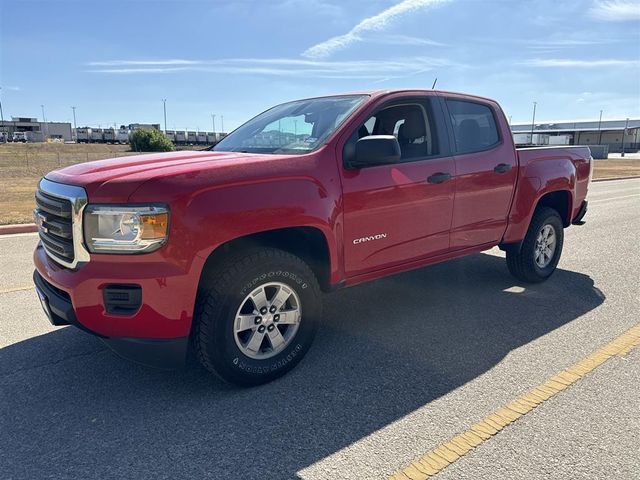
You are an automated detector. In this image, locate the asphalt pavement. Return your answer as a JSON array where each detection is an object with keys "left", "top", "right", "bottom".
[{"left": 1, "top": 178, "right": 638, "bottom": 479}]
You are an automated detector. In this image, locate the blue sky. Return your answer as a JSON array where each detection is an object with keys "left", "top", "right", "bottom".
[{"left": 1, "top": 0, "right": 639, "bottom": 131}]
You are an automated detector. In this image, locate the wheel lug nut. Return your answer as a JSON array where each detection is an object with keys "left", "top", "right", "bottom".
[
  {"left": 267, "top": 324, "right": 275, "bottom": 332},
  {"left": 254, "top": 316, "right": 262, "bottom": 325},
  {"left": 258, "top": 325, "right": 266, "bottom": 333},
  {"left": 260, "top": 307, "right": 268, "bottom": 315},
  {"left": 269, "top": 305, "right": 277, "bottom": 314},
  {"left": 273, "top": 314, "right": 280, "bottom": 322}
]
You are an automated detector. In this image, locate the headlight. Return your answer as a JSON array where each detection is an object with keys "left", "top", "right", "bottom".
[{"left": 83, "top": 205, "right": 169, "bottom": 254}]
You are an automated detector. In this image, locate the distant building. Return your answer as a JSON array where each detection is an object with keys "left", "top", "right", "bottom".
[
  {"left": 0, "top": 117, "right": 73, "bottom": 141},
  {"left": 511, "top": 119, "right": 640, "bottom": 153}
]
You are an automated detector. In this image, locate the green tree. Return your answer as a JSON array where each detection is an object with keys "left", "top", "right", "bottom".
[{"left": 130, "top": 128, "right": 175, "bottom": 152}]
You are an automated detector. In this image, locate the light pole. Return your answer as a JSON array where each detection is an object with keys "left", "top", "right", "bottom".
[
  {"left": 0, "top": 87, "right": 5, "bottom": 142},
  {"left": 530, "top": 101, "right": 537, "bottom": 145},
  {"left": 221, "top": 115, "right": 224, "bottom": 134},
  {"left": 621, "top": 117, "right": 629, "bottom": 157},
  {"left": 211, "top": 114, "right": 216, "bottom": 134},
  {"left": 71, "top": 106, "right": 77, "bottom": 141},
  {"left": 41, "top": 104, "right": 48, "bottom": 140},
  {"left": 597, "top": 110, "right": 603, "bottom": 145},
  {"left": 162, "top": 99, "right": 167, "bottom": 134}
]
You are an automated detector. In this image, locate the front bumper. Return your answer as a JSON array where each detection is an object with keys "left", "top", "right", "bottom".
[
  {"left": 33, "top": 242, "right": 199, "bottom": 368},
  {"left": 34, "top": 269, "right": 189, "bottom": 368}
]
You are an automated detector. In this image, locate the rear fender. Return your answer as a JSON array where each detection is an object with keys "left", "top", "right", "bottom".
[{"left": 502, "top": 157, "right": 576, "bottom": 245}]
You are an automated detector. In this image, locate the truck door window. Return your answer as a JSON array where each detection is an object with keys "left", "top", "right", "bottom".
[
  {"left": 446, "top": 99, "right": 500, "bottom": 154},
  {"left": 343, "top": 101, "right": 440, "bottom": 166}
]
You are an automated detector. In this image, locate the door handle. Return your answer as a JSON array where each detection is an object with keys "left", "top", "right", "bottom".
[
  {"left": 427, "top": 172, "right": 451, "bottom": 184},
  {"left": 494, "top": 163, "right": 512, "bottom": 174}
]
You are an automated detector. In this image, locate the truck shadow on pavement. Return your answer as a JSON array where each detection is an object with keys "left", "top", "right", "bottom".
[{"left": 0, "top": 252, "right": 605, "bottom": 479}]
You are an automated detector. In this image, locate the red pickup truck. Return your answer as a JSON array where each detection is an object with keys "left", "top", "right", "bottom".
[{"left": 33, "top": 90, "right": 592, "bottom": 385}]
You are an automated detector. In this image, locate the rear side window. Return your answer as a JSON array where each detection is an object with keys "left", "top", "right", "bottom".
[{"left": 446, "top": 99, "right": 500, "bottom": 154}]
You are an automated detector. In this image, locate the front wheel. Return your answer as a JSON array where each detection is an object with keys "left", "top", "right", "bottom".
[
  {"left": 506, "top": 206, "right": 564, "bottom": 283},
  {"left": 193, "top": 248, "right": 321, "bottom": 386}
]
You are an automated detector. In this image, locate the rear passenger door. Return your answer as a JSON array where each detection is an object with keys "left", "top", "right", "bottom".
[{"left": 443, "top": 96, "right": 517, "bottom": 250}]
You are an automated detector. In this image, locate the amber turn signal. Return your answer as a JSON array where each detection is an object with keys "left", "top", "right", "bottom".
[{"left": 140, "top": 213, "right": 169, "bottom": 239}]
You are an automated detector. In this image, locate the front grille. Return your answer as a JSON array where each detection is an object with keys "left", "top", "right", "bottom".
[
  {"left": 35, "top": 178, "right": 90, "bottom": 269},
  {"left": 35, "top": 190, "right": 75, "bottom": 264}
]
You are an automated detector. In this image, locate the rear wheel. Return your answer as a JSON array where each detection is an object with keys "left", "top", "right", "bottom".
[
  {"left": 193, "top": 248, "right": 321, "bottom": 386},
  {"left": 506, "top": 206, "right": 564, "bottom": 283}
]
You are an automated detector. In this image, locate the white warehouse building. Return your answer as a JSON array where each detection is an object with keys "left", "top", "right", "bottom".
[
  {"left": 0, "top": 117, "right": 73, "bottom": 142},
  {"left": 511, "top": 119, "right": 640, "bottom": 154}
]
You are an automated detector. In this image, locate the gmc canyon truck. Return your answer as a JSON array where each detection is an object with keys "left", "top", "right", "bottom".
[{"left": 33, "top": 90, "right": 591, "bottom": 385}]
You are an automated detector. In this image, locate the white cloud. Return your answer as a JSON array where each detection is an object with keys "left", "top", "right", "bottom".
[
  {"left": 588, "top": 1, "right": 640, "bottom": 21},
  {"left": 366, "top": 34, "right": 446, "bottom": 46},
  {"left": 521, "top": 58, "right": 639, "bottom": 67},
  {"left": 87, "top": 57, "right": 457, "bottom": 80},
  {"left": 301, "top": 0, "right": 451, "bottom": 59},
  {"left": 1, "top": 86, "right": 21, "bottom": 91},
  {"left": 88, "top": 59, "right": 202, "bottom": 66}
]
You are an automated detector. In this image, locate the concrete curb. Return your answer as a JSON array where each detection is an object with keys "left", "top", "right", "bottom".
[
  {"left": 0, "top": 223, "right": 38, "bottom": 235},
  {"left": 592, "top": 175, "right": 640, "bottom": 182}
]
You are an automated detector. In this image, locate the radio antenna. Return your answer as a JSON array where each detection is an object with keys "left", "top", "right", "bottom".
[{"left": 431, "top": 77, "right": 438, "bottom": 89}]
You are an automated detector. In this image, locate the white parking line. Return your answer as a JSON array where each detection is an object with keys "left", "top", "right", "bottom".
[
  {"left": 590, "top": 194, "right": 640, "bottom": 204},
  {"left": 0, "top": 232, "right": 39, "bottom": 239}
]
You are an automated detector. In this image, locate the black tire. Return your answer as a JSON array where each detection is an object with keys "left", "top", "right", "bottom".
[
  {"left": 506, "top": 206, "right": 564, "bottom": 283},
  {"left": 193, "top": 248, "right": 322, "bottom": 386}
]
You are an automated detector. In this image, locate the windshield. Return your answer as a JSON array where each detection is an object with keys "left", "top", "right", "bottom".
[{"left": 214, "top": 95, "right": 368, "bottom": 155}]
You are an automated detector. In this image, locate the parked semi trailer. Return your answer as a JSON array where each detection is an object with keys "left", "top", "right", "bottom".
[
  {"left": 187, "top": 131, "right": 197, "bottom": 144},
  {"left": 103, "top": 128, "right": 116, "bottom": 143},
  {"left": 115, "top": 128, "right": 130, "bottom": 144},
  {"left": 90, "top": 128, "right": 104, "bottom": 143},
  {"left": 175, "top": 130, "right": 187, "bottom": 144},
  {"left": 76, "top": 128, "right": 91, "bottom": 143},
  {"left": 196, "top": 131, "right": 207, "bottom": 144}
]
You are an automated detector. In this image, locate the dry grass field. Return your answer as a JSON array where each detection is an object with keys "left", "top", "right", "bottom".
[
  {"left": 592, "top": 159, "right": 640, "bottom": 180},
  {"left": 0, "top": 143, "right": 142, "bottom": 225},
  {"left": 1, "top": 143, "right": 639, "bottom": 225}
]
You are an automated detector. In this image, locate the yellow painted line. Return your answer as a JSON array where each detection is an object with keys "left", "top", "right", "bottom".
[
  {"left": 390, "top": 323, "right": 640, "bottom": 480},
  {"left": 0, "top": 285, "right": 34, "bottom": 294}
]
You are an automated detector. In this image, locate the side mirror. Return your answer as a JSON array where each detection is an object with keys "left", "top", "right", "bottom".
[{"left": 352, "top": 135, "right": 401, "bottom": 168}]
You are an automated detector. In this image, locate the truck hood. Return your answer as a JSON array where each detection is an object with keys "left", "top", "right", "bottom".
[{"left": 45, "top": 150, "right": 283, "bottom": 201}]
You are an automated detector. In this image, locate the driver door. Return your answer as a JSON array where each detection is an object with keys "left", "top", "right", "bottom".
[{"left": 339, "top": 96, "right": 456, "bottom": 277}]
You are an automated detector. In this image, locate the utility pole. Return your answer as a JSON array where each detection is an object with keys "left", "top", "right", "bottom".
[
  {"left": 211, "top": 114, "right": 216, "bottom": 134},
  {"left": 0, "top": 87, "right": 5, "bottom": 142},
  {"left": 597, "top": 110, "right": 603, "bottom": 145},
  {"left": 530, "top": 101, "right": 537, "bottom": 145},
  {"left": 621, "top": 117, "right": 629, "bottom": 157},
  {"left": 508, "top": 115, "right": 512, "bottom": 125},
  {"left": 162, "top": 99, "right": 167, "bottom": 134},
  {"left": 221, "top": 115, "right": 224, "bottom": 134},
  {"left": 71, "top": 106, "right": 77, "bottom": 142},
  {"left": 41, "top": 104, "right": 48, "bottom": 140}
]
